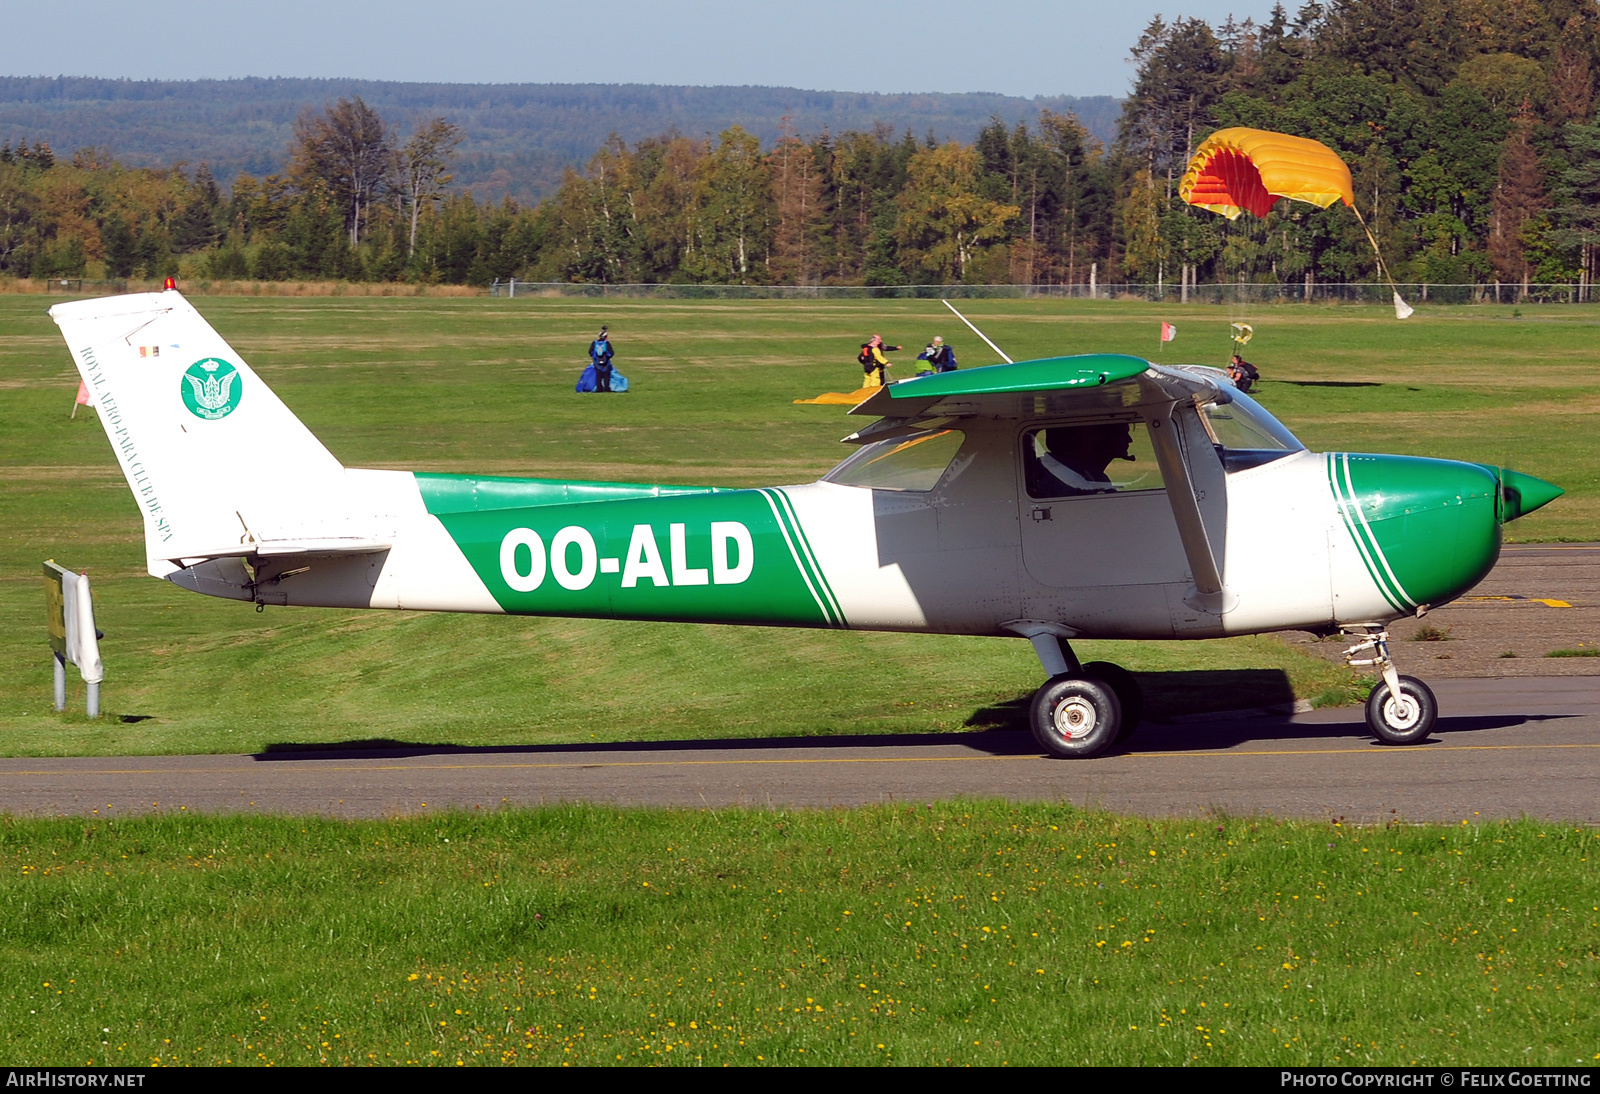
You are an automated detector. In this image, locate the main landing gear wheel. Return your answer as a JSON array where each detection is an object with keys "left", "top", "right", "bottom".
[
  {"left": 1365, "top": 675, "right": 1437, "bottom": 745},
  {"left": 1082, "top": 661, "right": 1143, "bottom": 742},
  {"left": 1030, "top": 675, "right": 1122, "bottom": 759}
]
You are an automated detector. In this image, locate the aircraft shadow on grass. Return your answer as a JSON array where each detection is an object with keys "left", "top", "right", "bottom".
[
  {"left": 1272, "top": 380, "right": 1383, "bottom": 388},
  {"left": 252, "top": 669, "right": 1575, "bottom": 761}
]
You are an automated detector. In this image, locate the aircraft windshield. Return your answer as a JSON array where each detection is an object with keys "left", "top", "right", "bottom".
[
  {"left": 1200, "top": 390, "right": 1305, "bottom": 472},
  {"left": 824, "top": 430, "right": 968, "bottom": 492}
]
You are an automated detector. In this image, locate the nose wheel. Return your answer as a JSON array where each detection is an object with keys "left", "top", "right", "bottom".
[
  {"left": 1344, "top": 627, "right": 1439, "bottom": 745},
  {"left": 1366, "top": 674, "right": 1438, "bottom": 744}
]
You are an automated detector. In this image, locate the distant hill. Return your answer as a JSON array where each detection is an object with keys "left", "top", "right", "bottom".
[{"left": 0, "top": 77, "right": 1121, "bottom": 203}]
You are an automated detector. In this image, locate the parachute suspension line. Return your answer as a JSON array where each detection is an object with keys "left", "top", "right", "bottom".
[
  {"left": 1350, "top": 204, "right": 1395, "bottom": 285},
  {"left": 1351, "top": 204, "right": 1415, "bottom": 320},
  {"left": 942, "top": 299, "right": 1013, "bottom": 364}
]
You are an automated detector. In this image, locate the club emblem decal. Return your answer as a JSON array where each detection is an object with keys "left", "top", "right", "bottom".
[{"left": 181, "top": 358, "right": 243, "bottom": 420}]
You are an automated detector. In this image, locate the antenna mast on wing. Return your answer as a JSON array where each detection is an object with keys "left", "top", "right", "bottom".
[{"left": 942, "top": 299, "right": 1013, "bottom": 364}]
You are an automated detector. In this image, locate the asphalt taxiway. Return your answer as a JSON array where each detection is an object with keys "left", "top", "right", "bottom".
[{"left": 1, "top": 675, "right": 1594, "bottom": 823}]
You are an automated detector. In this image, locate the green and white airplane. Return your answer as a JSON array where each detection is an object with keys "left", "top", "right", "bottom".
[{"left": 52, "top": 289, "right": 1563, "bottom": 758}]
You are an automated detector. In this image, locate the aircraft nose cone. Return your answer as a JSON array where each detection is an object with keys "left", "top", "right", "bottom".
[
  {"left": 1330, "top": 454, "right": 1501, "bottom": 612},
  {"left": 1498, "top": 468, "right": 1563, "bottom": 522}
]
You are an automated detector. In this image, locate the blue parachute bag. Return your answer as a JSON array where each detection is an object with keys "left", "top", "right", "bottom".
[{"left": 575, "top": 364, "right": 599, "bottom": 393}]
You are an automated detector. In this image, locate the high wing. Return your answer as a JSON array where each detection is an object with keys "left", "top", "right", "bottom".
[
  {"left": 846, "top": 353, "right": 1218, "bottom": 426},
  {"left": 846, "top": 354, "right": 1237, "bottom": 614}
]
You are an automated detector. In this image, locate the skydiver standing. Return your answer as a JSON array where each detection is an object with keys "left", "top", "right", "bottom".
[
  {"left": 858, "top": 334, "right": 901, "bottom": 387},
  {"left": 589, "top": 326, "right": 615, "bottom": 393},
  {"left": 917, "top": 334, "right": 957, "bottom": 373}
]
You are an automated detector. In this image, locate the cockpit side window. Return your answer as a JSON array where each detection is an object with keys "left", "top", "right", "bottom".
[
  {"left": 1023, "top": 420, "right": 1165, "bottom": 500},
  {"left": 824, "top": 429, "right": 968, "bottom": 492},
  {"left": 1198, "top": 389, "right": 1306, "bottom": 472}
]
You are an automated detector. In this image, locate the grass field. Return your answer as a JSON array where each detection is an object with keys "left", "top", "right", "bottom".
[
  {"left": 3, "top": 294, "right": 1596, "bottom": 755},
  {"left": 2, "top": 804, "right": 1595, "bottom": 1067}
]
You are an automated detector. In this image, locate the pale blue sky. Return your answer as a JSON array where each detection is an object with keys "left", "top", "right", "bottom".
[{"left": 7, "top": 1, "right": 1282, "bottom": 97}]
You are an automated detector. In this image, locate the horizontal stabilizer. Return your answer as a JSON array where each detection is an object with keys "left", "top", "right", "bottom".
[
  {"left": 171, "top": 537, "right": 393, "bottom": 564},
  {"left": 251, "top": 537, "right": 393, "bottom": 557}
]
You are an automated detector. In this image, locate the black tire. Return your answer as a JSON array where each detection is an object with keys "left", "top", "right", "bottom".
[
  {"left": 1030, "top": 675, "right": 1122, "bottom": 759},
  {"left": 1365, "top": 675, "right": 1438, "bottom": 745},
  {"left": 1082, "top": 661, "right": 1144, "bottom": 742}
]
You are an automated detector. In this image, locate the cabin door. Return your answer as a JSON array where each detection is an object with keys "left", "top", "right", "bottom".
[{"left": 1016, "top": 420, "right": 1189, "bottom": 589}]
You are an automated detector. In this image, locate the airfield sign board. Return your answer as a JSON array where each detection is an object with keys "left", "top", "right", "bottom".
[{"left": 44, "top": 559, "right": 103, "bottom": 716}]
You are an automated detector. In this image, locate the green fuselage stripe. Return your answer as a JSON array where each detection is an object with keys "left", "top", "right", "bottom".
[
  {"left": 1326, "top": 454, "right": 1409, "bottom": 613},
  {"left": 756, "top": 489, "right": 842, "bottom": 627},
  {"left": 1331, "top": 454, "right": 1406, "bottom": 612},
  {"left": 767, "top": 488, "right": 845, "bottom": 624},
  {"left": 1328, "top": 454, "right": 1401, "bottom": 612},
  {"left": 1340, "top": 455, "right": 1418, "bottom": 610}
]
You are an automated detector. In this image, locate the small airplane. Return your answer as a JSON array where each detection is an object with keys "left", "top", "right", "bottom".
[{"left": 51, "top": 289, "right": 1562, "bottom": 758}]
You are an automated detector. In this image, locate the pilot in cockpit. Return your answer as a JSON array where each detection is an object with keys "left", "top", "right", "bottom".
[{"left": 1029, "top": 422, "right": 1136, "bottom": 497}]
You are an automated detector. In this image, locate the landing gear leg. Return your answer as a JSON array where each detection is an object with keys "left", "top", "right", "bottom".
[
  {"left": 1024, "top": 630, "right": 1080, "bottom": 676},
  {"left": 1019, "top": 631, "right": 1139, "bottom": 758},
  {"left": 1343, "top": 627, "right": 1438, "bottom": 745}
]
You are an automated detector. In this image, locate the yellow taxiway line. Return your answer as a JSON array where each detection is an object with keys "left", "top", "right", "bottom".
[{"left": 2, "top": 740, "right": 1598, "bottom": 777}]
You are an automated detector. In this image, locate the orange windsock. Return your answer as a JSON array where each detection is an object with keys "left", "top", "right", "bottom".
[{"left": 1179, "top": 127, "right": 1353, "bottom": 220}]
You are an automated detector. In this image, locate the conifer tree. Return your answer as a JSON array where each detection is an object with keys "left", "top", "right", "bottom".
[
  {"left": 101, "top": 214, "right": 136, "bottom": 278},
  {"left": 1490, "top": 103, "right": 1546, "bottom": 286},
  {"left": 1552, "top": 110, "right": 1600, "bottom": 298},
  {"left": 770, "top": 125, "right": 826, "bottom": 284}
]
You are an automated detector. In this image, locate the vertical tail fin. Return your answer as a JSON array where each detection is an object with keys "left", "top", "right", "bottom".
[{"left": 50, "top": 289, "right": 347, "bottom": 576}]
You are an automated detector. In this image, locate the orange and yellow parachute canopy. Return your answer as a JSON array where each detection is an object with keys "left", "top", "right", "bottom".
[{"left": 1178, "top": 127, "right": 1353, "bottom": 220}]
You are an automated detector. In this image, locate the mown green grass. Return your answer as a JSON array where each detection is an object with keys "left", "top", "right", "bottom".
[
  {"left": 2, "top": 804, "right": 1595, "bottom": 1066},
  {"left": 2, "top": 295, "right": 1592, "bottom": 754}
]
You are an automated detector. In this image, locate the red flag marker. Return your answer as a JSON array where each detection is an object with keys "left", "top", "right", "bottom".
[
  {"left": 1160, "top": 322, "right": 1177, "bottom": 343},
  {"left": 72, "top": 379, "right": 94, "bottom": 418}
]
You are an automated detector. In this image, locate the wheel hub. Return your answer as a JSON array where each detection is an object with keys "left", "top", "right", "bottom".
[
  {"left": 1052, "top": 697, "right": 1097, "bottom": 740},
  {"left": 1383, "top": 694, "right": 1421, "bottom": 730}
]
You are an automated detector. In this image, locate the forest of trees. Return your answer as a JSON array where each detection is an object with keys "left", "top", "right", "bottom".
[{"left": 4, "top": 0, "right": 1600, "bottom": 289}]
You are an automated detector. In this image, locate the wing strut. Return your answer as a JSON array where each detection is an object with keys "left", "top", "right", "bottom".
[{"left": 1147, "top": 405, "right": 1237, "bottom": 615}]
